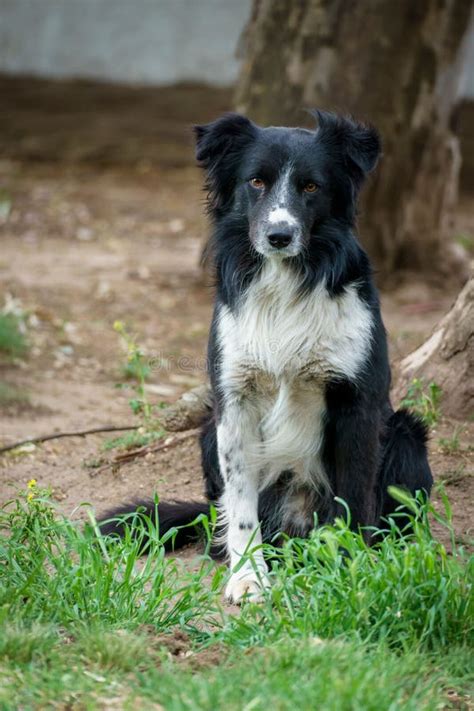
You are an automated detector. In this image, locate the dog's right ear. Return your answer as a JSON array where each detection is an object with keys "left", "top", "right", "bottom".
[
  {"left": 194, "top": 113, "right": 256, "bottom": 165},
  {"left": 194, "top": 113, "right": 257, "bottom": 213}
]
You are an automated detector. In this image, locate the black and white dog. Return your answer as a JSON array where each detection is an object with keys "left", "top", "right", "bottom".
[{"left": 102, "top": 111, "right": 433, "bottom": 604}]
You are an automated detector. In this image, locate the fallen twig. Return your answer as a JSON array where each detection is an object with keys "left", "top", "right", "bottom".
[
  {"left": 0, "top": 425, "right": 139, "bottom": 455},
  {"left": 92, "top": 428, "right": 200, "bottom": 476},
  {"left": 438, "top": 467, "right": 473, "bottom": 486}
]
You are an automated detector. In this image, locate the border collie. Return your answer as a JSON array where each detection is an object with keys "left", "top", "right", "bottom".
[{"left": 101, "top": 111, "right": 433, "bottom": 604}]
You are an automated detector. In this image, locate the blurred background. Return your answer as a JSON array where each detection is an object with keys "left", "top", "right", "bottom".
[{"left": 0, "top": 1, "right": 472, "bottom": 538}]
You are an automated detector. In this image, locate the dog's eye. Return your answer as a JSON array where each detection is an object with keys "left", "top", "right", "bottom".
[
  {"left": 303, "top": 182, "right": 318, "bottom": 193},
  {"left": 249, "top": 177, "right": 265, "bottom": 189}
]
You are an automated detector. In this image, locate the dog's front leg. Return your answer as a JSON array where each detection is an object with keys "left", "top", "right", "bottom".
[
  {"left": 217, "top": 399, "right": 269, "bottom": 604},
  {"left": 329, "top": 404, "right": 381, "bottom": 540}
]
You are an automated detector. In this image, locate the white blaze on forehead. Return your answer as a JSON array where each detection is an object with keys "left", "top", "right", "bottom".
[
  {"left": 268, "top": 167, "right": 298, "bottom": 226},
  {"left": 268, "top": 207, "right": 298, "bottom": 225}
]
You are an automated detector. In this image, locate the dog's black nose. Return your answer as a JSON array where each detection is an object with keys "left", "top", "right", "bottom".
[{"left": 268, "top": 232, "right": 292, "bottom": 249}]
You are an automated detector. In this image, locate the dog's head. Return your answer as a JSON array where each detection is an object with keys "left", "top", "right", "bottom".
[{"left": 195, "top": 111, "right": 380, "bottom": 259}]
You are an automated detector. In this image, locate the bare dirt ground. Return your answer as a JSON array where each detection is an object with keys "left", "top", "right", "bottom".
[{"left": 0, "top": 76, "right": 472, "bottom": 550}]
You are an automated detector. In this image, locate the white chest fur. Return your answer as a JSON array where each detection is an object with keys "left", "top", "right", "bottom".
[{"left": 217, "top": 261, "right": 373, "bottom": 487}]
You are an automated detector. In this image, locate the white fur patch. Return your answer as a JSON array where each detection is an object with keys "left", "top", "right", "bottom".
[
  {"left": 216, "top": 260, "right": 374, "bottom": 598},
  {"left": 217, "top": 261, "right": 373, "bottom": 489},
  {"left": 268, "top": 207, "right": 298, "bottom": 226}
]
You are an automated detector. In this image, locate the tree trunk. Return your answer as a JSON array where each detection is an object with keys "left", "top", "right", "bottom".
[
  {"left": 394, "top": 278, "right": 473, "bottom": 419},
  {"left": 235, "top": 0, "right": 472, "bottom": 281}
]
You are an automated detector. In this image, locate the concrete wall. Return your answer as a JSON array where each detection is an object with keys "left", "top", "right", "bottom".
[
  {"left": 458, "top": 11, "right": 474, "bottom": 100},
  {"left": 0, "top": 0, "right": 251, "bottom": 86}
]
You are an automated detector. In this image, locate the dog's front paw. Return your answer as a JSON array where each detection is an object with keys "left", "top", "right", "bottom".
[{"left": 224, "top": 569, "right": 270, "bottom": 605}]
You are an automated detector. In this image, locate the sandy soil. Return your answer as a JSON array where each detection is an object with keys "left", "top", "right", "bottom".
[{"left": 0, "top": 77, "right": 472, "bottom": 551}]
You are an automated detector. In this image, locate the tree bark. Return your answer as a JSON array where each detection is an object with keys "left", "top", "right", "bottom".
[
  {"left": 235, "top": 0, "right": 472, "bottom": 281},
  {"left": 394, "top": 277, "right": 473, "bottom": 419}
]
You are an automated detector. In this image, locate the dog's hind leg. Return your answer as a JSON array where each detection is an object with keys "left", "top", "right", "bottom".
[{"left": 377, "top": 410, "right": 433, "bottom": 531}]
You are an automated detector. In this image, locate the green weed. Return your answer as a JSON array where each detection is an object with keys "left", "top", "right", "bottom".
[
  {"left": 455, "top": 233, "right": 474, "bottom": 254},
  {"left": 110, "top": 321, "right": 165, "bottom": 450},
  {"left": 400, "top": 378, "right": 442, "bottom": 427},
  {"left": 439, "top": 425, "right": 466, "bottom": 454},
  {"left": 102, "top": 429, "right": 165, "bottom": 451},
  {"left": 114, "top": 320, "right": 152, "bottom": 420},
  {"left": 0, "top": 312, "right": 27, "bottom": 358}
]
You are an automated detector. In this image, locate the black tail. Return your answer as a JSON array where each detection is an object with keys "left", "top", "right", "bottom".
[
  {"left": 98, "top": 500, "right": 212, "bottom": 552},
  {"left": 378, "top": 409, "right": 433, "bottom": 529}
]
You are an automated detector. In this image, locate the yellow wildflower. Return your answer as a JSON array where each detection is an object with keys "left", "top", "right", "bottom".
[{"left": 27, "top": 479, "right": 37, "bottom": 489}]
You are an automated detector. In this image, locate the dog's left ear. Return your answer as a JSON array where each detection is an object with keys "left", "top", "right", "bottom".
[
  {"left": 314, "top": 110, "right": 381, "bottom": 183},
  {"left": 194, "top": 113, "right": 257, "bottom": 213},
  {"left": 344, "top": 120, "right": 381, "bottom": 176}
]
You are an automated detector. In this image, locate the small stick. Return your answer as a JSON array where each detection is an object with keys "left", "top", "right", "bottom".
[
  {"left": 92, "top": 428, "right": 199, "bottom": 476},
  {"left": 0, "top": 425, "right": 139, "bottom": 455}
]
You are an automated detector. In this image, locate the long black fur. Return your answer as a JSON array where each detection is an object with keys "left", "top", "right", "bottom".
[{"left": 99, "top": 500, "right": 211, "bottom": 551}]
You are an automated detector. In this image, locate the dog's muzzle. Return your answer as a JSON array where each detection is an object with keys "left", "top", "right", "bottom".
[{"left": 259, "top": 220, "right": 302, "bottom": 257}]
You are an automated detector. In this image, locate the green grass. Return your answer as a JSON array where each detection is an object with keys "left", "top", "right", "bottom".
[
  {"left": 2, "top": 631, "right": 470, "bottom": 710},
  {"left": 102, "top": 428, "right": 165, "bottom": 451},
  {"left": 217, "top": 494, "right": 472, "bottom": 651},
  {"left": 0, "top": 483, "right": 472, "bottom": 709},
  {"left": 0, "top": 487, "right": 222, "bottom": 630},
  {"left": 0, "top": 312, "right": 27, "bottom": 358},
  {"left": 150, "top": 641, "right": 471, "bottom": 711}
]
